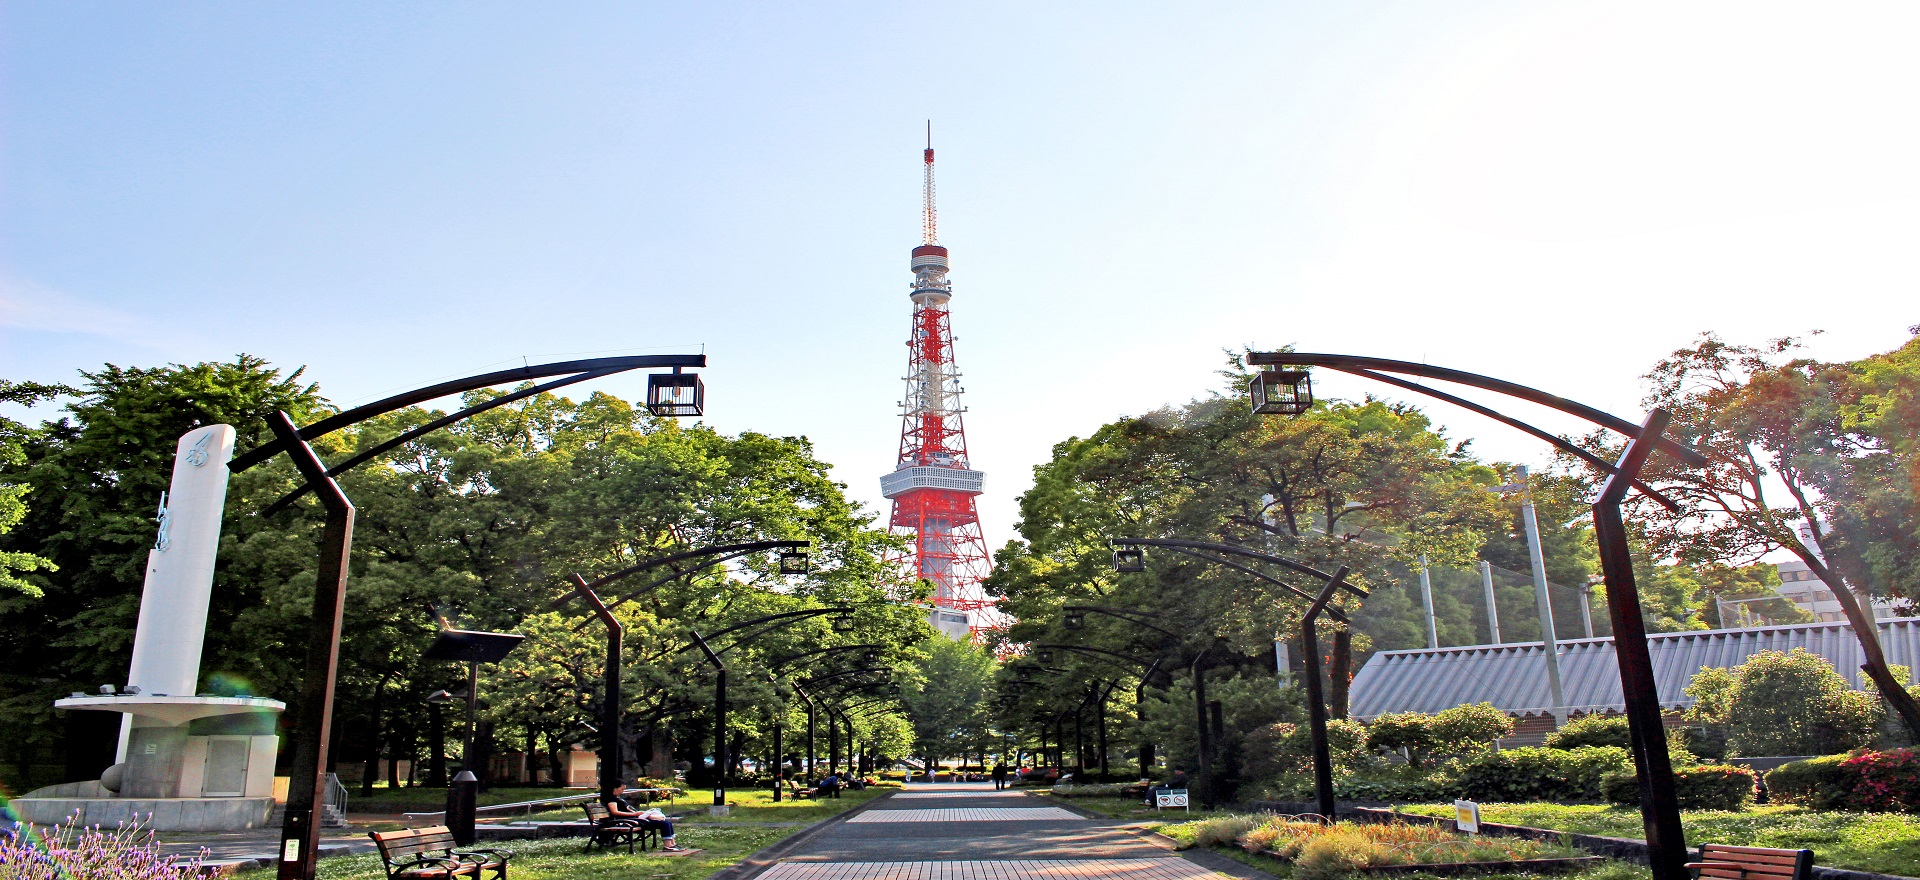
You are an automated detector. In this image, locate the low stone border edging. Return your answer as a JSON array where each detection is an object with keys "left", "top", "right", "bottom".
[
  {"left": 1360, "top": 808, "right": 1920, "bottom": 880},
  {"left": 1036, "top": 792, "right": 1280, "bottom": 880},
  {"left": 705, "top": 790, "right": 901, "bottom": 880}
]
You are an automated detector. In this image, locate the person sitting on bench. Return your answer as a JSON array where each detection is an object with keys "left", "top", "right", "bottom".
[{"left": 605, "top": 782, "right": 685, "bottom": 852}]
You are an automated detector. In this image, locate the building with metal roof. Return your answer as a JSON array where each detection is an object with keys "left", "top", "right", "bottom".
[{"left": 1349, "top": 617, "right": 1920, "bottom": 720}]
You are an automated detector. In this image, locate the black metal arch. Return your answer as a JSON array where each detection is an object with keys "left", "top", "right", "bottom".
[
  {"left": 771, "top": 643, "right": 883, "bottom": 671},
  {"left": 1115, "top": 538, "right": 1366, "bottom": 599},
  {"left": 231, "top": 353, "right": 706, "bottom": 473}
]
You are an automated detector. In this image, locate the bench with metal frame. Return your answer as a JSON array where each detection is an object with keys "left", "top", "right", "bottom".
[
  {"left": 581, "top": 801, "right": 659, "bottom": 854},
  {"left": 368, "top": 825, "right": 512, "bottom": 880},
  {"left": 1687, "top": 844, "right": 1814, "bottom": 880}
]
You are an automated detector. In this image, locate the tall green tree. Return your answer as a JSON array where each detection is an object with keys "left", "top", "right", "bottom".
[{"left": 1635, "top": 332, "right": 1920, "bottom": 736}]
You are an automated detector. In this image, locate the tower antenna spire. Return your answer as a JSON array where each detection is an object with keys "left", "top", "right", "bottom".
[
  {"left": 921, "top": 121, "right": 937, "bottom": 245},
  {"left": 888, "top": 130, "right": 997, "bottom": 639}
]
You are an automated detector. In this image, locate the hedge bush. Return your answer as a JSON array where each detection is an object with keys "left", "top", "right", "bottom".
[
  {"left": 1602, "top": 765, "right": 1756, "bottom": 810},
  {"left": 1840, "top": 748, "right": 1920, "bottom": 813},
  {"left": 1456, "top": 746, "right": 1629, "bottom": 802},
  {"left": 1765, "top": 754, "right": 1853, "bottom": 808},
  {"left": 1545, "top": 714, "right": 1631, "bottom": 750},
  {"left": 1048, "top": 783, "right": 1133, "bottom": 798},
  {"left": 1332, "top": 776, "right": 1454, "bottom": 803}
]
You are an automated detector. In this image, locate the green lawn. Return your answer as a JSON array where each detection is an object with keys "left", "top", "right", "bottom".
[
  {"left": 244, "top": 783, "right": 890, "bottom": 878},
  {"left": 1039, "top": 792, "right": 1237, "bottom": 822},
  {"left": 1398, "top": 803, "right": 1920, "bottom": 878},
  {"left": 293, "top": 824, "right": 791, "bottom": 880}
]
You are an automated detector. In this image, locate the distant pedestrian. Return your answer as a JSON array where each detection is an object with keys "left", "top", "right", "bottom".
[{"left": 991, "top": 762, "right": 1008, "bottom": 790}]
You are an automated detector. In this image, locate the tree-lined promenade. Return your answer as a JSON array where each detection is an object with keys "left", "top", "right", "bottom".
[
  {"left": 0, "top": 357, "right": 927, "bottom": 798},
  {"left": 2, "top": 329, "right": 1918, "bottom": 878}
]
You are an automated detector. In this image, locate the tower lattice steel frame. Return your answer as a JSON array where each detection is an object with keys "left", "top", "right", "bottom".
[{"left": 882, "top": 135, "right": 1000, "bottom": 637}]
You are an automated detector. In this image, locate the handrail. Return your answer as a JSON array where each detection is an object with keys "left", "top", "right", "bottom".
[{"left": 400, "top": 791, "right": 609, "bottom": 825}]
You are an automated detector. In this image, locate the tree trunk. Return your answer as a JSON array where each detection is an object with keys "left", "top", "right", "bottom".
[
  {"left": 1329, "top": 628, "right": 1352, "bottom": 720},
  {"left": 1802, "top": 549, "right": 1920, "bottom": 736}
]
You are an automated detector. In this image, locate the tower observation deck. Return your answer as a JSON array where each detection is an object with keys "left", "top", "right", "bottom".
[{"left": 883, "top": 136, "right": 998, "bottom": 640}]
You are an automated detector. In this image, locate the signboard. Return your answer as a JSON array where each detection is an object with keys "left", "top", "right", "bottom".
[
  {"left": 1156, "top": 788, "right": 1190, "bottom": 811},
  {"left": 1453, "top": 799, "right": 1482, "bottom": 834}
]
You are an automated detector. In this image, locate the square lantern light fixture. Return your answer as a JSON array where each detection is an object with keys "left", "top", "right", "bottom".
[
  {"left": 863, "top": 649, "right": 882, "bottom": 664},
  {"left": 646, "top": 369, "right": 705, "bottom": 417},
  {"left": 778, "top": 547, "right": 810, "bottom": 576},
  {"left": 1035, "top": 648, "right": 1055, "bottom": 664},
  {"left": 833, "top": 612, "right": 857, "bottom": 633},
  {"left": 1015, "top": 665, "right": 1036, "bottom": 681},
  {"left": 1249, "top": 369, "right": 1312, "bottom": 416},
  {"left": 1063, "top": 609, "right": 1086, "bottom": 630},
  {"left": 1113, "top": 546, "right": 1147, "bottom": 573}
]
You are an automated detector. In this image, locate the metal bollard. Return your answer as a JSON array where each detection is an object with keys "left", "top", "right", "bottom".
[{"left": 447, "top": 771, "right": 478, "bottom": 845}]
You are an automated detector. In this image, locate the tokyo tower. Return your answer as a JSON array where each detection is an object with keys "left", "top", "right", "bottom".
[{"left": 881, "top": 132, "right": 997, "bottom": 640}]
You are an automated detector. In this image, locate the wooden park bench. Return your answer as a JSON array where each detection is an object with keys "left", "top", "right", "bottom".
[
  {"left": 368, "top": 825, "right": 512, "bottom": 880},
  {"left": 1687, "top": 844, "right": 1814, "bottom": 880},
  {"left": 778, "top": 779, "right": 815, "bottom": 799},
  {"left": 581, "top": 801, "right": 658, "bottom": 855}
]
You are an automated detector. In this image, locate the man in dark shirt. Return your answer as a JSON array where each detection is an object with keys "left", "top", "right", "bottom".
[
  {"left": 604, "top": 783, "right": 684, "bottom": 851},
  {"left": 991, "top": 762, "right": 1009, "bottom": 790}
]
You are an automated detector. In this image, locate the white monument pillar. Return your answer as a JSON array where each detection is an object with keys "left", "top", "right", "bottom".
[
  {"left": 38, "top": 424, "right": 286, "bottom": 829},
  {"left": 126, "top": 424, "right": 236, "bottom": 699}
]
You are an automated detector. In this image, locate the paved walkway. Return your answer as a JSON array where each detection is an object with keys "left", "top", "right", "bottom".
[{"left": 755, "top": 783, "right": 1245, "bottom": 880}]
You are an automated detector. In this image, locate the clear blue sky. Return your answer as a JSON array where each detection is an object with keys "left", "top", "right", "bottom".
[{"left": 5, "top": 2, "right": 1916, "bottom": 545}]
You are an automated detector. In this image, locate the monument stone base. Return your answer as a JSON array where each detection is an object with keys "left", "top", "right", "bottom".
[{"left": 12, "top": 796, "right": 275, "bottom": 832}]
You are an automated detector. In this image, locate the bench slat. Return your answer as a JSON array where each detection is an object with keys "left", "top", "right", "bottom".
[
  {"left": 1702, "top": 845, "right": 1812, "bottom": 857},
  {"left": 1704, "top": 849, "right": 1804, "bottom": 864},
  {"left": 1697, "top": 861, "right": 1800, "bottom": 873},
  {"left": 1697, "top": 866, "right": 1798, "bottom": 879}
]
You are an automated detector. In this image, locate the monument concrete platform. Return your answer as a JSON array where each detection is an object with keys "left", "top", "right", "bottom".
[{"left": 13, "top": 796, "right": 274, "bottom": 832}]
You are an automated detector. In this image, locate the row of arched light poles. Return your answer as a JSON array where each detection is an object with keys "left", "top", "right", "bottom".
[
  {"left": 1013, "top": 350, "right": 1698, "bottom": 880},
  {"left": 241, "top": 357, "right": 905, "bottom": 878}
]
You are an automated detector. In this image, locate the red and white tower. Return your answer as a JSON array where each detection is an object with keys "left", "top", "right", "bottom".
[{"left": 882, "top": 136, "right": 996, "bottom": 640}]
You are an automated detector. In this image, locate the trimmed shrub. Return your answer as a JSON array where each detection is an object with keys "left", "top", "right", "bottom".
[
  {"left": 1602, "top": 765, "right": 1757, "bottom": 810},
  {"left": 1048, "top": 783, "right": 1131, "bottom": 798},
  {"left": 1765, "top": 754, "right": 1854, "bottom": 808},
  {"left": 1545, "top": 714, "right": 1631, "bottom": 750},
  {"left": 1333, "top": 776, "right": 1454, "bottom": 802},
  {"left": 1364, "top": 703, "right": 1512, "bottom": 768},
  {"left": 1839, "top": 748, "right": 1920, "bottom": 813},
  {"left": 1685, "top": 649, "right": 1883, "bottom": 756},
  {"left": 1457, "top": 746, "right": 1630, "bottom": 802}
]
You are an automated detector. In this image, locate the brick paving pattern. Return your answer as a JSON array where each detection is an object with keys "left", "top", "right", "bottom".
[
  {"left": 759, "top": 859, "right": 1217, "bottom": 880},
  {"left": 846, "top": 808, "right": 1083, "bottom": 823},
  {"left": 757, "top": 782, "right": 1240, "bottom": 880}
]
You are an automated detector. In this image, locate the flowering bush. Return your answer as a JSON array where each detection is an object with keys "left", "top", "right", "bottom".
[
  {"left": 1839, "top": 748, "right": 1920, "bottom": 813},
  {"left": 0, "top": 814, "right": 205, "bottom": 879}
]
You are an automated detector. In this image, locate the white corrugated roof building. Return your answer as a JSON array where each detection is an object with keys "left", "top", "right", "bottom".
[{"left": 1348, "top": 618, "right": 1920, "bottom": 719}]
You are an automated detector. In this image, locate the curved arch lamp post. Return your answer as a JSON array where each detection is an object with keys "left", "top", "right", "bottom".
[
  {"left": 1033, "top": 645, "right": 1167, "bottom": 779},
  {"left": 764, "top": 643, "right": 880, "bottom": 795},
  {"left": 682, "top": 606, "right": 855, "bottom": 807},
  {"left": 229, "top": 353, "right": 705, "bottom": 880},
  {"left": 1060, "top": 604, "right": 1243, "bottom": 805},
  {"left": 1247, "top": 351, "right": 1708, "bottom": 880},
  {"left": 1106, "top": 539, "right": 1360, "bottom": 818},
  {"left": 550, "top": 540, "right": 809, "bottom": 803}
]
